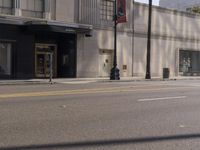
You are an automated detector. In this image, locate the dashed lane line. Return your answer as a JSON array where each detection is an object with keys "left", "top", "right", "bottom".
[{"left": 138, "top": 96, "right": 187, "bottom": 102}]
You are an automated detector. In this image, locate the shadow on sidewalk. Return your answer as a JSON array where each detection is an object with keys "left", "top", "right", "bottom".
[{"left": 1, "top": 133, "right": 200, "bottom": 150}]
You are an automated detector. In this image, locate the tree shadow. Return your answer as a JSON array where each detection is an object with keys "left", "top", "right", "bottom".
[{"left": 1, "top": 133, "right": 200, "bottom": 150}]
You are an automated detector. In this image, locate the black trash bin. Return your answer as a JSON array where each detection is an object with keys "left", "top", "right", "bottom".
[{"left": 163, "top": 68, "right": 170, "bottom": 79}]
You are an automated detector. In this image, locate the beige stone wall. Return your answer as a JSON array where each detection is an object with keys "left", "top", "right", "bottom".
[
  {"left": 55, "top": 0, "right": 78, "bottom": 23},
  {"left": 76, "top": 0, "right": 134, "bottom": 78},
  {"left": 134, "top": 2, "right": 200, "bottom": 78},
  {"left": 52, "top": 1, "right": 200, "bottom": 78},
  {"left": 77, "top": 29, "right": 134, "bottom": 78}
]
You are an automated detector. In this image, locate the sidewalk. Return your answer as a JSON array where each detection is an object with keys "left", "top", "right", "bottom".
[{"left": 1, "top": 76, "right": 200, "bottom": 85}]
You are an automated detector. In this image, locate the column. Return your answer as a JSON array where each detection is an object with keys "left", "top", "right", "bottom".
[
  {"left": 44, "top": 0, "right": 51, "bottom": 19},
  {"left": 14, "top": 0, "right": 22, "bottom": 16}
]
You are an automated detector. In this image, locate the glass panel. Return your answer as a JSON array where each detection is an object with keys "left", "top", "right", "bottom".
[
  {"left": 35, "top": 44, "right": 57, "bottom": 78},
  {"left": 35, "top": 0, "right": 43, "bottom": 11},
  {"left": 45, "top": 54, "right": 50, "bottom": 76},
  {"left": 21, "top": 0, "right": 27, "bottom": 9},
  {"left": 36, "top": 54, "right": 45, "bottom": 75},
  {"left": 21, "top": 0, "right": 44, "bottom": 18},
  {"left": 0, "top": 43, "right": 11, "bottom": 75},
  {"left": 100, "top": 0, "right": 114, "bottom": 21},
  {"left": 3, "top": 0, "right": 12, "bottom": 8},
  {"left": 0, "top": 0, "right": 12, "bottom": 14},
  {"left": 28, "top": 0, "right": 35, "bottom": 10},
  {"left": 21, "top": 0, "right": 43, "bottom": 11},
  {"left": 0, "top": 0, "right": 3, "bottom": 6},
  {"left": 179, "top": 50, "right": 200, "bottom": 76},
  {"left": 179, "top": 51, "right": 190, "bottom": 73}
]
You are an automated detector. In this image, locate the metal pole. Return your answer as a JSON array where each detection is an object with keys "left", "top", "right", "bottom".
[
  {"left": 110, "top": 0, "right": 120, "bottom": 80},
  {"left": 145, "top": 0, "right": 152, "bottom": 79},
  {"left": 49, "top": 53, "right": 53, "bottom": 83}
]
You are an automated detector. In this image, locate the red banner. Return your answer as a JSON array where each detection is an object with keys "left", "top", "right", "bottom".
[{"left": 117, "top": 0, "right": 127, "bottom": 23}]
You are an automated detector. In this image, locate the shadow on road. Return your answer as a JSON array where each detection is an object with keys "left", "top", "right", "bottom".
[{"left": 1, "top": 133, "right": 200, "bottom": 150}]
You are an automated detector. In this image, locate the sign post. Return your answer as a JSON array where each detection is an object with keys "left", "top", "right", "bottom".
[
  {"left": 49, "top": 53, "right": 53, "bottom": 83},
  {"left": 110, "top": 0, "right": 127, "bottom": 80},
  {"left": 145, "top": 0, "right": 152, "bottom": 79}
]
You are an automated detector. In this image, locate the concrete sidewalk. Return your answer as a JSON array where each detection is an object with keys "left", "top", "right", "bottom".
[{"left": 0, "top": 76, "right": 200, "bottom": 85}]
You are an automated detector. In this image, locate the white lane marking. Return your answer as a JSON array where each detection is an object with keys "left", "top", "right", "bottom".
[
  {"left": 61, "top": 81, "right": 96, "bottom": 84},
  {"left": 138, "top": 96, "right": 187, "bottom": 102},
  {"left": 179, "top": 125, "right": 185, "bottom": 128}
]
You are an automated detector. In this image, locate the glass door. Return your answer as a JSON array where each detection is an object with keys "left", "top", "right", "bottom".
[
  {"left": 0, "top": 42, "right": 12, "bottom": 77},
  {"left": 36, "top": 52, "right": 45, "bottom": 77},
  {"left": 35, "top": 44, "right": 57, "bottom": 78}
]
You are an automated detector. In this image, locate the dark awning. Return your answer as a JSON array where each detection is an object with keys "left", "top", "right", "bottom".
[
  {"left": 0, "top": 15, "right": 24, "bottom": 25},
  {"left": 0, "top": 15, "right": 93, "bottom": 34},
  {"left": 24, "top": 20, "right": 93, "bottom": 34}
]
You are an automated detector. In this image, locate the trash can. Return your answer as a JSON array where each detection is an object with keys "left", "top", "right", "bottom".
[{"left": 163, "top": 68, "right": 170, "bottom": 79}]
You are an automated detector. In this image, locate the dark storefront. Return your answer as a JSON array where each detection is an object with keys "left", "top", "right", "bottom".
[{"left": 0, "top": 18, "right": 92, "bottom": 79}]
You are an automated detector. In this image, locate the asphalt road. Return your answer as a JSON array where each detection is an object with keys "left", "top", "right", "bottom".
[{"left": 1, "top": 80, "right": 200, "bottom": 150}]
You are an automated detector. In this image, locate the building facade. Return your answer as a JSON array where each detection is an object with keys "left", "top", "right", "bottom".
[
  {"left": 0, "top": 0, "right": 93, "bottom": 79},
  {"left": 134, "top": 2, "right": 200, "bottom": 77},
  {"left": 1, "top": 0, "right": 200, "bottom": 79},
  {"left": 159, "top": 0, "right": 200, "bottom": 11}
]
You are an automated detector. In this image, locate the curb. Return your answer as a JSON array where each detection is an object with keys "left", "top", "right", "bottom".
[
  {"left": 0, "top": 81, "right": 54, "bottom": 86},
  {"left": 0, "top": 77, "right": 200, "bottom": 86}
]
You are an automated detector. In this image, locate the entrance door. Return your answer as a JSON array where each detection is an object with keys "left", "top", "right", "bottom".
[
  {"left": 35, "top": 44, "right": 57, "bottom": 78},
  {"left": 99, "top": 50, "right": 113, "bottom": 77},
  {"left": 0, "top": 42, "right": 12, "bottom": 78},
  {"left": 36, "top": 52, "right": 51, "bottom": 77}
]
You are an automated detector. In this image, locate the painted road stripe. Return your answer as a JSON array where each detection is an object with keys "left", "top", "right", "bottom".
[
  {"left": 138, "top": 96, "right": 187, "bottom": 102},
  {"left": 0, "top": 86, "right": 193, "bottom": 99}
]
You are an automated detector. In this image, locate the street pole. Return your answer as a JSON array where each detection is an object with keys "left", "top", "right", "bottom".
[
  {"left": 49, "top": 53, "right": 53, "bottom": 84},
  {"left": 110, "top": 0, "right": 120, "bottom": 80},
  {"left": 145, "top": 0, "right": 152, "bottom": 79}
]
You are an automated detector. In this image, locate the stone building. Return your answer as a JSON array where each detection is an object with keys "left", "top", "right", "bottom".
[
  {"left": 0, "top": 0, "right": 200, "bottom": 79},
  {"left": 134, "top": 2, "right": 200, "bottom": 77},
  {"left": 159, "top": 0, "right": 200, "bottom": 11},
  {"left": 0, "top": 0, "right": 92, "bottom": 79}
]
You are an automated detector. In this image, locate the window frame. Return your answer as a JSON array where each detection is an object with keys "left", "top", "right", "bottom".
[{"left": 100, "top": 0, "right": 115, "bottom": 21}]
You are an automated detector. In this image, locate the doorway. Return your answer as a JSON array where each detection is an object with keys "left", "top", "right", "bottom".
[
  {"left": 35, "top": 44, "right": 57, "bottom": 78},
  {"left": 99, "top": 50, "right": 113, "bottom": 77}
]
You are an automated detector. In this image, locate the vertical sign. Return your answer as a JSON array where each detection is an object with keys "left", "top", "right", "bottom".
[{"left": 117, "top": 0, "right": 127, "bottom": 23}]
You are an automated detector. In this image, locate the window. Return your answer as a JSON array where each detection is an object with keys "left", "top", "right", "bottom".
[
  {"left": 21, "top": 0, "right": 44, "bottom": 18},
  {"left": 0, "top": 43, "right": 12, "bottom": 76},
  {"left": 179, "top": 50, "right": 200, "bottom": 76},
  {"left": 0, "top": 0, "right": 13, "bottom": 15},
  {"left": 100, "top": 0, "right": 114, "bottom": 21},
  {"left": 21, "top": 0, "right": 43, "bottom": 11}
]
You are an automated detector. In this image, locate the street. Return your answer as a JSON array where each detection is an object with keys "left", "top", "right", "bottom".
[{"left": 1, "top": 80, "right": 200, "bottom": 150}]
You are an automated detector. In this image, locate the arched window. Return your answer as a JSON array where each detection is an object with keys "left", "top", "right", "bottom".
[
  {"left": 0, "top": 0, "right": 13, "bottom": 15},
  {"left": 21, "top": 0, "right": 44, "bottom": 18}
]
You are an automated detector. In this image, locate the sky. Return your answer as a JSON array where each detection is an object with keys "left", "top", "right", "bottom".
[{"left": 135, "top": 0, "right": 159, "bottom": 6}]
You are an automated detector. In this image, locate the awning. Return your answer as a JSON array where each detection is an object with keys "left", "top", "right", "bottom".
[
  {"left": 0, "top": 15, "right": 24, "bottom": 25},
  {"left": 24, "top": 20, "right": 93, "bottom": 34},
  {"left": 0, "top": 15, "right": 93, "bottom": 34}
]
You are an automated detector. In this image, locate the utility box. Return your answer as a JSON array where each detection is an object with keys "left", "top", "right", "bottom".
[{"left": 163, "top": 68, "right": 170, "bottom": 79}]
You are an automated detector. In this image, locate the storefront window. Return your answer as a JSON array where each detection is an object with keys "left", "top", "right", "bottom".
[
  {"left": 0, "top": 43, "right": 11, "bottom": 75},
  {"left": 179, "top": 50, "right": 200, "bottom": 76}
]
